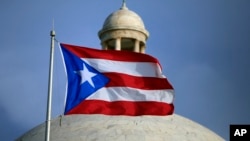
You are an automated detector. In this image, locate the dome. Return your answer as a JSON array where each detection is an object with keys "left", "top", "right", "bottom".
[
  {"left": 17, "top": 114, "right": 224, "bottom": 141},
  {"left": 98, "top": 2, "right": 149, "bottom": 53},
  {"left": 98, "top": 3, "right": 149, "bottom": 38}
]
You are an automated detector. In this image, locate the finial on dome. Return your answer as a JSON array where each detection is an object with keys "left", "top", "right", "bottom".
[{"left": 121, "top": 0, "right": 128, "bottom": 10}]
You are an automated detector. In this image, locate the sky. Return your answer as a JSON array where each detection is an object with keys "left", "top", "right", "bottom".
[{"left": 0, "top": 0, "right": 250, "bottom": 140}]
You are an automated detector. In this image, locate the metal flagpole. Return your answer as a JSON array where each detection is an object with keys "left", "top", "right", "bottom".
[{"left": 45, "top": 28, "right": 56, "bottom": 141}]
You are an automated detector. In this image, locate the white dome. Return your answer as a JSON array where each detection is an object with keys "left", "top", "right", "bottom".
[
  {"left": 17, "top": 114, "right": 224, "bottom": 141},
  {"left": 99, "top": 4, "right": 149, "bottom": 37}
]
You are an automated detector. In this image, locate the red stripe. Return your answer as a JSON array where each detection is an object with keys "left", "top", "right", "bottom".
[
  {"left": 66, "top": 100, "right": 174, "bottom": 116},
  {"left": 61, "top": 43, "right": 161, "bottom": 65},
  {"left": 104, "top": 72, "right": 174, "bottom": 90}
]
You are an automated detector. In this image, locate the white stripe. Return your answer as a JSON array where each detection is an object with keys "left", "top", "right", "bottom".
[
  {"left": 86, "top": 87, "right": 174, "bottom": 104},
  {"left": 82, "top": 58, "right": 165, "bottom": 78}
]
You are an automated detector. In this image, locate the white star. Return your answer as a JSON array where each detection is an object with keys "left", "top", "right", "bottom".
[{"left": 75, "top": 63, "right": 97, "bottom": 88}]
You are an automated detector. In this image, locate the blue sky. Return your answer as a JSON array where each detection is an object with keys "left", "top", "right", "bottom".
[{"left": 1, "top": 0, "right": 250, "bottom": 140}]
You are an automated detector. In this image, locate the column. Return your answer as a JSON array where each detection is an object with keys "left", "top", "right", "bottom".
[
  {"left": 101, "top": 42, "right": 108, "bottom": 50},
  {"left": 140, "top": 45, "right": 146, "bottom": 53},
  {"left": 134, "top": 40, "right": 140, "bottom": 53},
  {"left": 115, "top": 38, "right": 121, "bottom": 50}
]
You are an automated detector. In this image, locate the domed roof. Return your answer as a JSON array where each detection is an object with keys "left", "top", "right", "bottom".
[
  {"left": 17, "top": 114, "right": 224, "bottom": 141},
  {"left": 98, "top": 2, "right": 149, "bottom": 37}
]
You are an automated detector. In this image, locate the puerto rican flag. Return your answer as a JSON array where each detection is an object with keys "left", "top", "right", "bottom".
[{"left": 60, "top": 43, "right": 174, "bottom": 116}]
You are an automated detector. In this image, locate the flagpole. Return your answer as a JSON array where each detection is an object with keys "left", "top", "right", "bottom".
[{"left": 45, "top": 29, "right": 55, "bottom": 141}]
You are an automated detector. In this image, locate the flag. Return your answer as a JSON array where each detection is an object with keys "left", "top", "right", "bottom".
[{"left": 60, "top": 43, "right": 174, "bottom": 116}]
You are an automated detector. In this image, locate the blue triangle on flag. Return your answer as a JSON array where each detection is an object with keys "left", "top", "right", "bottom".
[{"left": 61, "top": 46, "right": 109, "bottom": 114}]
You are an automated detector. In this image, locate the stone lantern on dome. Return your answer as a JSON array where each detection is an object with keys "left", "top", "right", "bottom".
[{"left": 98, "top": 1, "right": 149, "bottom": 53}]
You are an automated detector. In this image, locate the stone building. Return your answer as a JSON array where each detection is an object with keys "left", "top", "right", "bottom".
[{"left": 17, "top": 2, "right": 224, "bottom": 141}]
